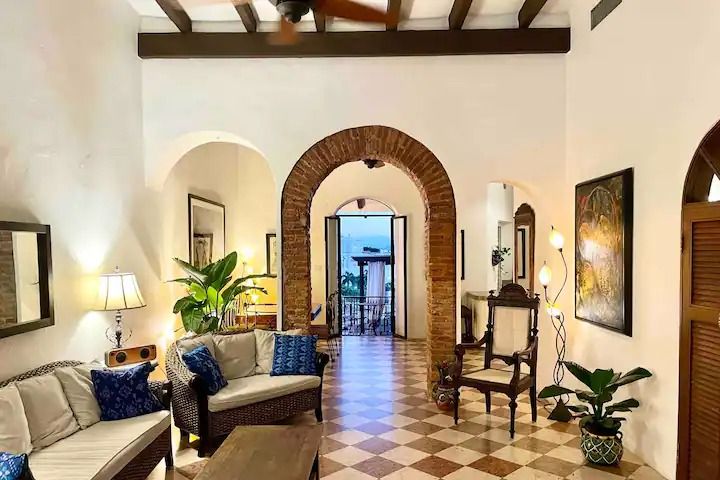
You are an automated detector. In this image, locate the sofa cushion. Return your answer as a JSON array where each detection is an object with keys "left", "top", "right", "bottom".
[
  {"left": 213, "top": 332, "right": 256, "bottom": 379},
  {"left": 177, "top": 333, "right": 215, "bottom": 357},
  {"left": 0, "top": 385, "right": 32, "bottom": 455},
  {"left": 254, "top": 329, "right": 302, "bottom": 374},
  {"left": 55, "top": 363, "right": 103, "bottom": 429},
  {"left": 28, "top": 411, "right": 169, "bottom": 480},
  {"left": 182, "top": 346, "right": 227, "bottom": 395},
  {"left": 270, "top": 335, "right": 318, "bottom": 376},
  {"left": 91, "top": 363, "right": 163, "bottom": 421},
  {"left": 15, "top": 375, "right": 79, "bottom": 450},
  {"left": 208, "top": 374, "right": 321, "bottom": 413}
]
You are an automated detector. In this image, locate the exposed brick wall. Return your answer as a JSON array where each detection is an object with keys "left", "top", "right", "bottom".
[
  {"left": 280, "top": 126, "right": 457, "bottom": 390},
  {"left": 0, "top": 232, "right": 18, "bottom": 327}
]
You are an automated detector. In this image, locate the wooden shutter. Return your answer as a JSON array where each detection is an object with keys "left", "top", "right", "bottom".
[{"left": 680, "top": 202, "right": 720, "bottom": 480}]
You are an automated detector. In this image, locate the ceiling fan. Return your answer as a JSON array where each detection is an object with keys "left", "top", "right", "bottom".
[{"left": 181, "top": 0, "right": 397, "bottom": 44}]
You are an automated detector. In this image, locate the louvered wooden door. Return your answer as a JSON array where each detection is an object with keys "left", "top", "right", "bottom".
[{"left": 679, "top": 202, "right": 720, "bottom": 480}]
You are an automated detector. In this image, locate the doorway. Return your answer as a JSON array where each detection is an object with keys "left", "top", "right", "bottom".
[
  {"left": 325, "top": 199, "right": 408, "bottom": 338},
  {"left": 678, "top": 121, "right": 720, "bottom": 480}
]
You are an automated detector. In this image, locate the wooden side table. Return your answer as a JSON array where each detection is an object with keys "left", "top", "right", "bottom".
[{"left": 195, "top": 424, "right": 323, "bottom": 480}]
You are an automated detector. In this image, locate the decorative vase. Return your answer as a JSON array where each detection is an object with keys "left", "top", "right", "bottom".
[
  {"left": 432, "top": 384, "right": 455, "bottom": 411},
  {"left": 580, "top": 429, "right": 624, "bottom": 465}
]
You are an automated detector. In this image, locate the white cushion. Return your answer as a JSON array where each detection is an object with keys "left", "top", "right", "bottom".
[
  {"left": 492, "top": 306, "right": 531, "bottom": 356},
  {"left": 208, "top": 374, "right": 320, "bottom": 413},
  {"left": 29, "top": 410, "right": 170, "bottom": 480},
  {"left": 463, "top": 368, "right": 528, "bottom": 385},
  {"left": 254, "top": 329, "right": 302, "bottom": 374},
  {"left": 213, "top": 332, "right": 256, "bottom": 379},
  {"left": 16, "top": 374, "right": 80, "bottom": 450},
  {"left": 55, "top": 363, "right": 103, "bottom": 429},
  {"left": 0, "top": 384, "right": 32, "bottom": 455},
  {"left": 177, "top": 333, "right": 215, "bottom": 357}
]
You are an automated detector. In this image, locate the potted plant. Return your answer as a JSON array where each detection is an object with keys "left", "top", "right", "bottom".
[
  {"left": 432, "top": 360, "right": 457, "bottom": 411},
  {"left": 170, "top": 252, "right": 269, "bottom": 335},
  {"left": 539, "top": 362, "right": 652, "bottom": 465},
  {"left": 491, "top": 245, "right": 511, "bottom": 290}
]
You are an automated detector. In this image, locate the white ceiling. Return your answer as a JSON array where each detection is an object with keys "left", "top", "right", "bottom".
[{"left": 126, "top": 0, "right": 570, "bottom": 32}]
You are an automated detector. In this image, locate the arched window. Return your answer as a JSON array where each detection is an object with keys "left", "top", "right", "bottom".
[{"left": 683, "top": 122, "right": 720, "bottom": 204}]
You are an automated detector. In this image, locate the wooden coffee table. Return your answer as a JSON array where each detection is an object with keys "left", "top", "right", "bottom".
[{"left": 195, "top": 424, "right": 323, "bottom": 480}]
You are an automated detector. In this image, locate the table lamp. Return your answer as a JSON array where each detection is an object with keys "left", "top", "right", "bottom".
[{"left": 94, "top": 267, "right": 146, "bottom": 348}]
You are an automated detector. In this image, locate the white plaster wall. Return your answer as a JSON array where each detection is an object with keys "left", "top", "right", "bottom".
[
  {"left": 485, "top": 183, "right": 515, "bottom": 290},
  {"left": 565, "top": 1, "right": 720, "bottom": 477},
  {"left": 0, "top": 0, "right": 158, "bottom": 378},
  {"left": 142, "top": 55, "right": 568, "bottom": 376},
  {"left": 309, "top": 162, "right": 426, "bottom": 339}
]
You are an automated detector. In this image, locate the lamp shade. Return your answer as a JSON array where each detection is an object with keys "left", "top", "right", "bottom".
[
  {"left": 549, "top": 227, "right": 565, "bottom": 251},
  {"left": 539, "top": 262, "right": 553, "bottom": 287},
  {"left": 94, "top": 272, "right": 146, "bottom": 311}
]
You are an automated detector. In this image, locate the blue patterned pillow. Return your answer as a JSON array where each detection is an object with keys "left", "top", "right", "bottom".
[
  {"left": 90, "top": 363, "right": 163, "bottom": 421},
  {"left": 182, "top": 345, "right": 227, "bottom": 395},
  {"left": 0, "top": 452, "right": 29, "bottom": 480},
  {"left": 270, "top": 334, "right": 318, "bottom": 376}
]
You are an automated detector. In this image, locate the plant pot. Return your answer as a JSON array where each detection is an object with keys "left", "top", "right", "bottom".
[
  {"left": 432, "top": 384, "right": 455, "bottom": 411},
  {"left": 580, "top": 428, "right": 624, "bottom": 465}
]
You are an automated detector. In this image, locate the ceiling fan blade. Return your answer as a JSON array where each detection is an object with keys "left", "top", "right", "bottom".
[
  {"left": 314, "top": 0, "right": 396, "bottom": 24},
  {"left": 179, "top": 0, "right": 250, "bottom": 7},
  {"left": 270, "top": 17, "right": 299, "bottom": 45}
]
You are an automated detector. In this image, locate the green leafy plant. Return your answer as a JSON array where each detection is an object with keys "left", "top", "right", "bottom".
[
  {"left": 539, "top": 361, "right": 652, "bottom": 436},
  {"left": 170, "top": 252, "right": 269, "bottom": 335}
]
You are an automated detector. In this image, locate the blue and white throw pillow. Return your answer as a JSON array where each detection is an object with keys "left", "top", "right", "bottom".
[
  {"left": 0, "top": 452, "right": 29, "bottom": 480},
  {"left": 182, "top": 345, "right": 227, "bottom": 395},
  {"left": 270, "top": 334, "right": 318, "bottom": 376},
  {"left": 90, "top": 363, "right": 163, "bottom": 421}
]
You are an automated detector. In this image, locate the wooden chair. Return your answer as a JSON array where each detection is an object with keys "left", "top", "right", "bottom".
[{"left": 452, "top": 283, "right": 540, "bottom": 438}]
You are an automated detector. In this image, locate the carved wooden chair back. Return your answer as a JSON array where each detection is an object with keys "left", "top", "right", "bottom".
[{"left": 484, "top": 284, "right": 540, "bottom": 369}]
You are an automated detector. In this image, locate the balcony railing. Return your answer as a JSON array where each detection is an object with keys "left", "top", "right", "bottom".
[{"left": 340, "top": 295, "right": 392, "bottom": 336}]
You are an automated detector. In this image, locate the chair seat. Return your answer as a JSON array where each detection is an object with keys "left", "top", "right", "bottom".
[{"left": 462, "top": 368, "right": 528, "bottom": 385}]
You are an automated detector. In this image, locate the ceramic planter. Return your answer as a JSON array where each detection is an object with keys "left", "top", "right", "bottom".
[
  {"left": 580, "top": 428, "right": 624, "bottom": 465},
  {"left": 432, "top": 384, "right": 455, "bottom": 411}
]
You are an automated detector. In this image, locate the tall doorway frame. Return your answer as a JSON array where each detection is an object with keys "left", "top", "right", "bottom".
[
  {"left": 281, "top": 126, "right": 457, "bottom": 388},
  {"left": 678, "top": 119, "right": 720, "bottom": 479}
]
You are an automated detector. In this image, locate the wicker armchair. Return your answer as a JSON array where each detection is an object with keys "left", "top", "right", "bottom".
[
  {"left": 166, "top": 330, "right": 331, "bottom": 457},
  {"left": 0, "top": 361, "right": 173, "bottom": 480}
]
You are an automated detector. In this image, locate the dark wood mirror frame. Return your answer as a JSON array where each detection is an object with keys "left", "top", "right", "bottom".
[
  {"left": 0, "top": 221, "right": 54, "bottom": 339},
  {"left": 513, "top": 203, "right": 536, "bottom": 294}
]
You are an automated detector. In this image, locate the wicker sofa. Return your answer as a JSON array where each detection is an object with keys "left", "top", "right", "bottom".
[
  {"left": 167, "top": 329, "right": 330, "bottom": 456},
  {"left": 0, "top": 361, "right": 172, "bottom": 480}
]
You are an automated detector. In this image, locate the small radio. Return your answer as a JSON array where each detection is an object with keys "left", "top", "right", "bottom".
[{"left": 105, "top": 345, "right": 157, "bottom": 367}]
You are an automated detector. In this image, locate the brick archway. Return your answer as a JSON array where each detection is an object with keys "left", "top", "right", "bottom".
[{"left": 281, "top": 126, "right": 456, "bottom": 386}]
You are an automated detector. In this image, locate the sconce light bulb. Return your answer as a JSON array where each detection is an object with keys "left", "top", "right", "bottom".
[
  {"left": 539, "top": 262, "right": 552, "bottom": 287},
  {"left": 240, "top": 247, "right": 254, "bottom": 262},
  {"left": 549, "top": 226, "right": 565, "bottom": 251},
  {"left": 546, "top": 302, "right": 561, "bottom": 318}
]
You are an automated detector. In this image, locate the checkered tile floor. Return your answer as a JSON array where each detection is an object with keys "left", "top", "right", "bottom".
[
  {"left": 314, "top": 337, "right": 665, "bottom": 480},
  {"left": 151, "top": 336, "right": 665, "bottom": 480}
]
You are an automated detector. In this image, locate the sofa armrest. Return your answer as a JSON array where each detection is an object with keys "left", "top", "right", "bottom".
[
  {"left": 316, "top": 352, "right": 330, "bottom": 379},
  {"left": 149, "top": 380, "right": 172, "bottom": 409}
]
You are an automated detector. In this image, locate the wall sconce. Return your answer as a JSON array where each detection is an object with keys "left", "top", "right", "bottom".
[{"left": 539, "top": 226, "right": 572, "bottom": 422}]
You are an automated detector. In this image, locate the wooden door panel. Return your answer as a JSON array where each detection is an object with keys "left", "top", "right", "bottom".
[{"left": 680, "top": 202, "right": 720, "bottom": 480}]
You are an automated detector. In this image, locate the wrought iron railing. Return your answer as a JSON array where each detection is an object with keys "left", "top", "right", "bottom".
[{"left": 340, "top": 295, "right": 392, "bottom": 336}]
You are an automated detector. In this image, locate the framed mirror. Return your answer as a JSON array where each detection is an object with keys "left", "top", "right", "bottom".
[
  {"left": 0, "top": 222, "right": 53, "bottom": 339},
  {"left": 514, "top": 203, "right": 536, "bottom": 293},
  {"left": 188, "top": 195, "right": 226, "bottom": 269}
]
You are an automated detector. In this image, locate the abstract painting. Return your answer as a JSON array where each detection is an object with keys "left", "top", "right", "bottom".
[{"left": 575, "top": 168, "right": 633, "bottom": 336}]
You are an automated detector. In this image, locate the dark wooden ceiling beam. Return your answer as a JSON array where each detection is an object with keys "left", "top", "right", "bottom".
[
  {"left": 448, "top": 0, "right": 473, "bottom": 30},
  {"left": 138, "top": 28, "right": 570, "bottom": 59},
  {"left": 235, "top": 3, "right": 258, "bottom": 33},
  {"left": 313, "top": 11, "right": 326, "bottom": 32},
  {"left": 155, "top": 0, "right": 192, "bottom": 33},
  {"left": 387, "top": 0, "right": 402, "bottom": 31},
  {"left": 518, "top": 0, "right": 549, "bottom": 28}
]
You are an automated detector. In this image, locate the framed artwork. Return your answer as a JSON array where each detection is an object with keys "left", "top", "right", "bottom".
[
  {"left": 516, "top": 228, "right": 527, "bottom": 279},
  {"left": 575, "top": 168, "right": 634, "bottom": 336},
  {"left": 266, "top": 233, "right": 278, "bottom": 277},
  {"left": 188, "top": 194, "right": 225, "bottom": 269}
]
